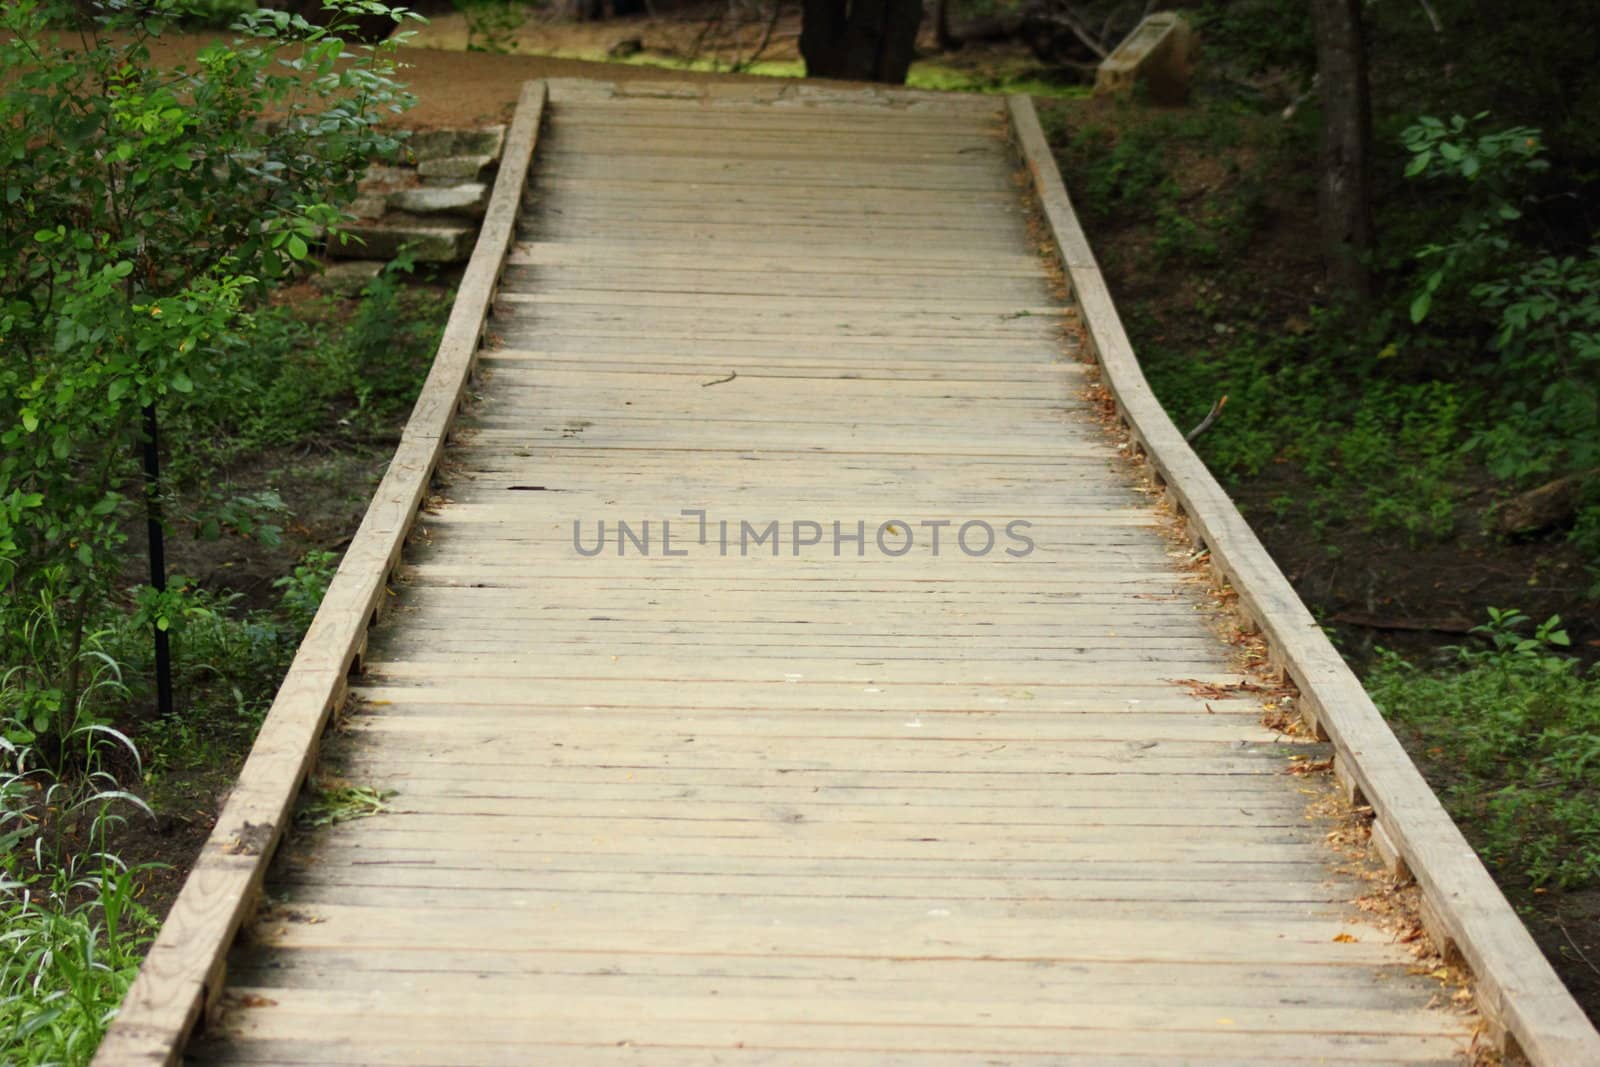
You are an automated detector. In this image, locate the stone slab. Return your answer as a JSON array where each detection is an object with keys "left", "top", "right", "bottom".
[
  {"left": 329, "top": 221, "right": 476, "bottom": 263},
  {"left": 388, "top": 182, "right": 490, "bottom": 219},
  {"left": 407, "top": 126, "right": 507, "bottom": 163}
]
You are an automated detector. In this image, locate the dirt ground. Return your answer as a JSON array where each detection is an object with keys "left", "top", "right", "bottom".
[{"left": 146, "top": 10, "right": 860, "bottom": 132}]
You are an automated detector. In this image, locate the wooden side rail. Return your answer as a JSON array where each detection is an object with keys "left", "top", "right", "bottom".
[
  {"left": 91, "top": 80, "right": 548, "bottom": 1067},
  {"left": 1007, "top": 93, "right": 1600, "bottom": 1067}
]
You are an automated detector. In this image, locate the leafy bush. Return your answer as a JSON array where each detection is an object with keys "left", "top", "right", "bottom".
[
  {"left": 1465, "top": 248, "right": 1600, "bottom": 483},
  {"left": 1370, "top": 608, "right": 1600, "bottom": 889},
  {"left": 0, "top": 0, "right": 414, "bottom": 755}
]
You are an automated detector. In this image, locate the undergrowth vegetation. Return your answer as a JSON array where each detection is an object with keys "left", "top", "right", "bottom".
[
  {"left": 0, "top": 266, "right": 446, "bottom": 1063},
  {"left": 1371, "top": 610, "right": 1600, "bottom": 891},
  {"left": 1044, "top": 0, "right": 1600, "bottom": 1016},
  {"left": 0, "top": 2, "right": 448, "bottom": 1060},
  {"left": 1052, "top": 100, "right": 1598, "bottom": 564}
]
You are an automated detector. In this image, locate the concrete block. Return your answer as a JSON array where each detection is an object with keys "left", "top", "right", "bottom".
[{"left": 1095, "top": 12, "right": 1195, "bottom": 105}]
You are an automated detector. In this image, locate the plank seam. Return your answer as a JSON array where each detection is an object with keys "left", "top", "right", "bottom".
[
  {"left": 89, "top": 80, "right": 549, "bottom": 1067},
  {"left": 1007, "top": 92, "right": 1600, "bottom": 1067}
]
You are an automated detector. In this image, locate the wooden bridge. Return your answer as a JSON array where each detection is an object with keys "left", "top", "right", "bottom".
[{"left": 97, "top": 80, "right": 1600, "bottom": 1066}]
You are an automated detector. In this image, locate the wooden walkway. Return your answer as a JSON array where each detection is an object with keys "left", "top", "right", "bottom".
[{"left": 98, "top": 81, "right": 1600, "bottom": 1067}]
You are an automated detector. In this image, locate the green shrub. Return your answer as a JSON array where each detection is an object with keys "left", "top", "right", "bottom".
[
  {"left": 1369, "top": 608, "right": 1600, "bottom": 889},
  {"left": 0, "top": 0, "right": 414, "bottom": 757}
]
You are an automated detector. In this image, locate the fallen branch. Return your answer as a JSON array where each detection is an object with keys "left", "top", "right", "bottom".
[
  {"left": 1036, "top": 7, "right": 1108, "bottom": 59},
  {"left": 1184, "top": 395, "right": 1227, "bottom": 442}
]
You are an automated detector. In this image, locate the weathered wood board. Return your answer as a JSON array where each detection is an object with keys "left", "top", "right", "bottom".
[{"left": 94, "top": 78, "right": 1540, "bottom": 1065}]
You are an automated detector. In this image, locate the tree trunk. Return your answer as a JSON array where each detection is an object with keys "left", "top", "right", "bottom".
[
  {"left": 1309, "top": 0, "right": 1373, "bottom": 306},
  {"left": 800, "top": 0, "right": 924, "bottom": 83},
  {"left": 934, "top": 0, "right": 960, "bottom": 52}
]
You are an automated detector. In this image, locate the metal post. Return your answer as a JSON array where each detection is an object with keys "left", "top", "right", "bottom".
[{"left": 142, "top": 402, "right": 173, "bottom": 718}]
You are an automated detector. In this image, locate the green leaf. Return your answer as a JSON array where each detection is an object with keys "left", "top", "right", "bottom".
[
  {"left": 108, "top": 378, "right": 130, "bottom": 402},
  {"left": 170, "top": 371, "right": 194, "bottom": 394},
  {"left": 20, "top": 409, "right": 38, "bottom": 433},
  {"left": 1410, "top": 292, "right": 1432, "bottom": 324},
  {"left": 287, "top": 234, "right": 309, "bottom": 260}
]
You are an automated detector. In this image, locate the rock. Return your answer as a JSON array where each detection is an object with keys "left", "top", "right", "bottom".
[
  {"left": 406, "top": 126, "right": 507, "bottom": 163},
  {"left": 346, "top": 193, "right": 389, "bottom": 221},
  {"left": 1095, "top": 12, "right": 1196, "bottom": 105},
  {"left": 417, "top": 154, "right": 496, "bottom": 184},
  {"left": 311, "top": 259, "right": 386, "bottom": 296},
  {"left": 328, "top": 221, "right": 476, "bottom": 263},
  {"left": 359, "top": 164, "right": 414, "bottom": 187},
  {"left": 1493, "top": 472, "right": 1594, "bottom": 536},
  {"left": 609, "top": 37, "right": 644, "bottom": 58},
  {"left": 455, "top": 126, "right": 507, "bottom": 159},
  {"left": 406, "top": 129, "right": 460, "bottom": 162},
  {"left": 388, "top": 182, "right": 490, "bottom": 219}
]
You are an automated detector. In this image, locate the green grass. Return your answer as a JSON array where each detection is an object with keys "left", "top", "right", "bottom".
[
  {"left": 295, "top": 783, "right": 392, "bottom": 830},
  {"left": 2, "top": 671, "right": 156, "bottom": 1066},
  {"left": 0, "top": 863, "right": 155, "bottom": 1065}
]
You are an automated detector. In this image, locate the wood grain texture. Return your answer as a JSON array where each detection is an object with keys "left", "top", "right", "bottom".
[
  {"left": 1008, "top": 91, "right": 1600, "bottom": 1065},
  {"left": 89, "top": 83, "right": 549, "bottom": 1067},
  {"left": 123, "top": 80, "right": 1491, "bottom": 1066}
]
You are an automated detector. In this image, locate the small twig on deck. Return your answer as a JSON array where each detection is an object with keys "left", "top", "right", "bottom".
[
  {"left": 1185, "top": 395, "right": 1228, "bottom": 442},
  {"left": 702, "top": 371, "right": 738, "bottom": 387}
]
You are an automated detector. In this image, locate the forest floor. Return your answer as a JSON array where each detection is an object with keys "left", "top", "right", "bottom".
[{"left": 124, "top": 14, "right": 1599, "bottom": 1032}]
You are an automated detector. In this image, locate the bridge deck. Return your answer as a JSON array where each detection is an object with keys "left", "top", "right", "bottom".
[{"left": 185, "top": 83, "right": 1480, "bottom": 1064}]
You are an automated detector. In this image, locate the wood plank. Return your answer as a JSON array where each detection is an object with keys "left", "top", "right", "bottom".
[
  {"left": 127, "top": 82, "right": 1494, "bottom": 1067},
  {"left": 506, "top": 240, "right": 1046, "bottom": 274},
  {"left": 205, "top": 986, "right": 1466, "bottom": 1041},
  {"left": 190, "top": 1039, "right": 1468, "bottom": 1067}
]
